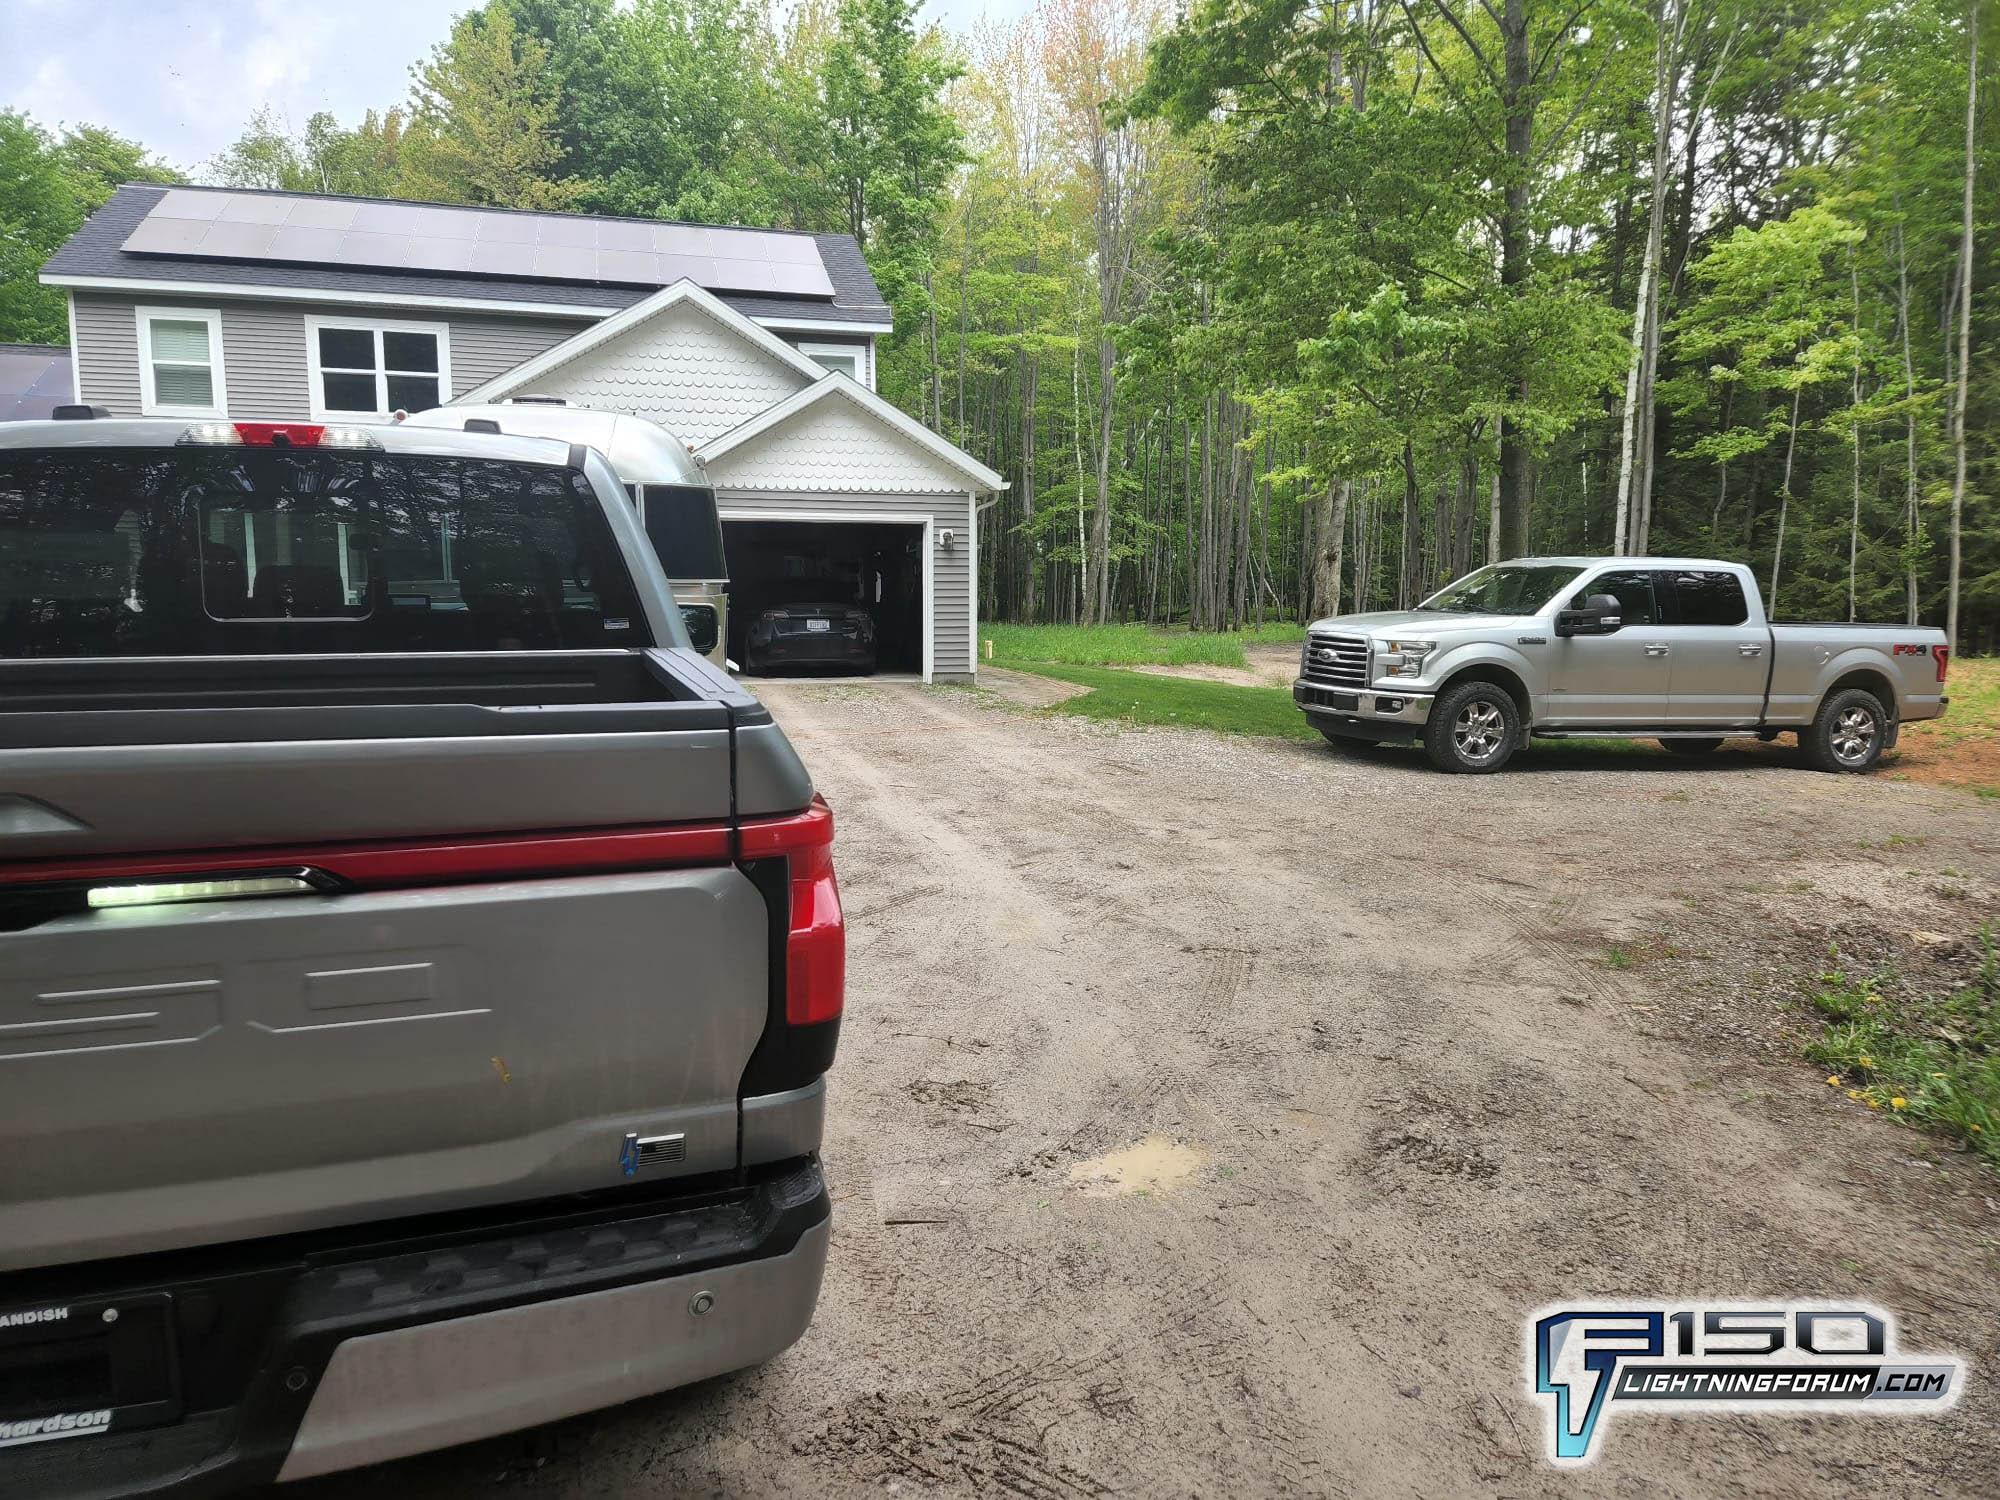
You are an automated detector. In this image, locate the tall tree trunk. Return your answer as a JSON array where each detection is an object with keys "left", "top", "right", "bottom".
[
  {"left": 1948, "top": 0, "right": 1979, "bottom": 653},
  {"left": 1496, "top": 0, "right": 1535, "bottom": 557},
  {"left": 1092, "top": 326, "right": 1115, "bottom": 623},
  {"left": 924, "top": 269, "right": 943, "bottom": 432},
  {"left": 1398, "top": 438, "right": 1421, "bottom": 608},
  {"left": 1895, "top": 216, "right": 1921, "bottom": 625},
  {"left": 1615, "top": 0, "right": 1681, "bottom": 555},
  {"left": 1770, "top": 385, "right": 1803, "bottom": 613},
  {"left": 1312, "top": 477, "right": 1349, "bottom": 618},
  {"left": 1488, "top": 469, "right": 1501, "bottom": 563},
  {"left": 1021, "top": 356, "right": 1039, "bottom": 622},
  {"left": 1849, "top": 257, "right": 1863, "bottom": 622}
]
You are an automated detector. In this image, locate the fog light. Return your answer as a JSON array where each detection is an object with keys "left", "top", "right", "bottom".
[{"left": 1377, "top": 697, "right": 1404, "bottom": 714}]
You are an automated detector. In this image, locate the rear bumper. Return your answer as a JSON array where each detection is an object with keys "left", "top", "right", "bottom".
[
  {"left": 0, "top": 1160, "right": 828, "bottom": 1498},
  {"left": 1293, "top": 679, "right": 1433, "bottom": 738},
  {"left": 753, "top": 637, "right": 875, "bottom": 668}
]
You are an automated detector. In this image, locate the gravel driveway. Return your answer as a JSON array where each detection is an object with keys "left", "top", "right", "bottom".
[{"left": 302, "top": 676, "right": 2000, "bottom": 1499}]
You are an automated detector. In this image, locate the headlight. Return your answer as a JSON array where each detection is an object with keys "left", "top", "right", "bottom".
[{"left": 1377, "top": 639, "right": 1436, "bottom": 677}]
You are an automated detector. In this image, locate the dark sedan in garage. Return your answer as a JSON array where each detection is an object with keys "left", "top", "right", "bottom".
[{"left": 744, "top": 603, "right": 878, "bottom": 675}]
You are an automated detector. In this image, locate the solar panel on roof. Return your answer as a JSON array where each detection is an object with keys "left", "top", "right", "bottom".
[{"left": 121, "top": 191, "right": 837, "bottom": 298}]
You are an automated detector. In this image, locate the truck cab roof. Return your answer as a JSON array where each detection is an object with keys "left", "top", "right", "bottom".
[{"left": 1500, "top": 555, "right": 1752, "bottom": 572}]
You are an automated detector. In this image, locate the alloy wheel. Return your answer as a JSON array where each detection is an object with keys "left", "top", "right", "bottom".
[
  {"left": 1830, "top": 705, "right": 1878, "bottom": 765},
  {"left": 1453, "top": 698, "right": 1507, "bottom": 764}
]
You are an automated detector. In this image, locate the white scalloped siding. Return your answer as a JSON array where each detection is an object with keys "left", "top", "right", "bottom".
[
  {"left": 701, "top": 393, "right": 973, "bottom": 494},
  {"left": 520, "top": 301, "right": 808, "bottom": 446}
]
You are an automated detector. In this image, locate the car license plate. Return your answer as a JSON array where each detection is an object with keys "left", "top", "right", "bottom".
[
  {"left": 806, "top": 618, "right": 830, "bottom": 632},
  {"left": 0, "top": 1294, "right": 180, "bottom": 1448}
]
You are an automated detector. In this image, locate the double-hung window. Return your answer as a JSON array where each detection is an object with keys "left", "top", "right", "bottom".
[
  {"left": 136, "top": 306, "right": 227, "bottom": 418},
  {"left": 307, "top": 318, "right": 451, "bottom": 419}
]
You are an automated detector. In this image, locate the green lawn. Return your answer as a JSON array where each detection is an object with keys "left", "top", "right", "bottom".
[
  {"left": 997, "top": 661, "right": 1320, "bottom": 740},
  {"left": 980, "top": 620, "right": 1305, "bottom": 669},
  {"left": 1891, "top": 657, "right": 1998, "bottom": 798}
]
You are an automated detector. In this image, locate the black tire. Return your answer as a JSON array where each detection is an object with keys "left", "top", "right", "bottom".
[
  {"left": 1424, "top": 680, "right": 1522, "bottom": 773},
  {"left": 1802, "top": 687, "right": 1889, "bottom": 773},
  {"left": 1662, "top": 738, "right": 1725, "bottom": 756},
  {"left": 1319, "top": 729, "right": 1378, "bottom": 751}
]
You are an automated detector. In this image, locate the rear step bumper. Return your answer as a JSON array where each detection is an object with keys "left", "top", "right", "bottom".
[{"left": 0, "top": 1160, "right": 828, "bottom": 1498}]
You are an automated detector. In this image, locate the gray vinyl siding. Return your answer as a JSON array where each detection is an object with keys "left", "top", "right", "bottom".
[
  {"left": 718, "top": 489, "right": 975, "bottom": 680},
  {"left": 71, "top": 293, "right": 585, "bottom": 419}
]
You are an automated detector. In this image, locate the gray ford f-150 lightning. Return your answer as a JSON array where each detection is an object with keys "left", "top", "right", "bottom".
[{"left": 0, "top": 414, "right": 842, "bottom": 1493}]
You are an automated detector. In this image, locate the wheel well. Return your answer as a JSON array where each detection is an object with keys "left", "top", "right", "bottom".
[
  {"left": 1436, "top": 664, "right": 1532, "bottom": 724},
  {"left": 1826, "top": 669, "right": 1897, "bottom": 719}
]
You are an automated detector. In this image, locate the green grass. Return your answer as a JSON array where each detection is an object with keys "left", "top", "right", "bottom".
[
  {"left": 997, "top": 661, "right": 1319, "bottom": 740},
  {"left": 1917, "top": 657, "right": 1999, "bottom": 749},
  {"left": 980, "top": 621, "right": 1302, "bottom": 669},
  {"left": 1896, "top": 657, "right": 1999, "bottom": 798},
  {"left": 1804, "top": 926, "right": 2000, "bottom": 1168}
]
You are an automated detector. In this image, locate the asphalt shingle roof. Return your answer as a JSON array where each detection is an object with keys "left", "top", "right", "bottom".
[{"left": 42, "top": 185, "right": 891, "bottom": 329}]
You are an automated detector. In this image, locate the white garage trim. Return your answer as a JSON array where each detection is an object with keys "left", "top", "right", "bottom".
[
  {"left": 699, "top": 375, "right": 1007, "bottom": 494},
  {"left": 719, "top": 508, "right": 933, "bottom": 683}
]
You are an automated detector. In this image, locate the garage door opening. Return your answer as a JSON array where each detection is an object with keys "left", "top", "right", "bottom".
[{"left": 722, "top": 518, "right": 925, "bottom": 677}]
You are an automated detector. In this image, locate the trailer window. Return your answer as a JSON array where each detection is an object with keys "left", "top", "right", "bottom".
[{"left": 0, "top": 447, "right": 651, "bottom": 657}]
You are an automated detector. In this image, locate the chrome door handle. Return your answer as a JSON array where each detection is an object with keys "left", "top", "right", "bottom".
[
  {"left": 1644, "top": 644, "right": 1670, "bottom": 657},
  {"left": 1739, "top": 644, "right": 1763, "bottom": 657}
]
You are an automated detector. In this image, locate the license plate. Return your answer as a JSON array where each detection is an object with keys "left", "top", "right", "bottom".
[
  {"left": 0, "top": 1294, "right": 180, "bottom": 1447},
  {"left": 806, "top": 618, "right": 830, "bottom": 632},
  {"left": 1315, "top": 690, "right": 1358, "bottom": 711}
]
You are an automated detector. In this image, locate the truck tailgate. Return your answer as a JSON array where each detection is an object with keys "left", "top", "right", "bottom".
[
  {"left": 0, "top": 861, "right": 770, "bottom": 1270},
  {"left": 0, "top": 697, "right": 785, "bottom": 1272}
]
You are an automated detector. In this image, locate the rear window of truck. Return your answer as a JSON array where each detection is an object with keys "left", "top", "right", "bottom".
[{"left": 0, "top": 447, "right": 652, "bottom": 658}]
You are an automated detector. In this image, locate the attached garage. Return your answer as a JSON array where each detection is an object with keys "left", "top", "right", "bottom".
[
  {"left": 449, "top": 282, "right": 1005, "bottom": 683},
  {"left": 722, "top": 516, "right": 926, "bottom": 677}
]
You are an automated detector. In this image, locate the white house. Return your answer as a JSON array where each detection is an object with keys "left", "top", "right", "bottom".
[{"left": 42, "top": 184, "right": 1004, "bottom": 679}]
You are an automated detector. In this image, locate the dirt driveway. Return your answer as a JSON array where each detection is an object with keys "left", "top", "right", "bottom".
[{"left": 305, "top": 678, "right": 2000, "bottom": 1499}]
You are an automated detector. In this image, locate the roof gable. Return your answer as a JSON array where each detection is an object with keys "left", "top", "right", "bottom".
[
  {"left": 453, "top": 281, "right": 821, "bottom": 446},
  {"left": 698, "top": 376, "right": 1006, "bottom": 494}
]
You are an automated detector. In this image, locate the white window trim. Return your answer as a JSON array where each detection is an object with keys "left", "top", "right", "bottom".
[
  {"left": 796, "top": 340, "right": 872, "bottom": 390},
  {"left": 135, "top": 305, "right": 228, "bottom": 418},
  {"left": 304, "top": 315, "right": 453, "bottom": 420}
]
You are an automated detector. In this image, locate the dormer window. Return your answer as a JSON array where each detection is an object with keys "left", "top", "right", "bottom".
[{"left": 795, "top": 341, "right": 870, "bottom": 388}]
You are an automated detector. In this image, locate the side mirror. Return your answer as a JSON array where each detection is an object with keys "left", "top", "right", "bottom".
[{"left": 1555, "top": 593, "right": 1625, "bottom": 638}]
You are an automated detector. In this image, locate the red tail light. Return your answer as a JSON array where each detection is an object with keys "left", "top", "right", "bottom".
[
  {"left": 739, "top": 795, "right": 845, "bottom": 1026},
  {"left": 1934, "top": 645, "right": 1950, "bottom": 683}
]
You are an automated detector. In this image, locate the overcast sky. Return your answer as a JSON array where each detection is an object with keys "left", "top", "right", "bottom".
[{"left": 2, "top": 0, "right": 1020, "bottom": 177}]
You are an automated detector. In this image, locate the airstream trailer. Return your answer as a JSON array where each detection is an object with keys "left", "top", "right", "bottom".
[{"left": 403, "top": 399, "right": 730, "bottom": 667}]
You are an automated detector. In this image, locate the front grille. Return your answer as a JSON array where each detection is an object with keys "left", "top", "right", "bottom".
[{"left": 1302, "top": 633, "right": 1369, "bottom": 688}]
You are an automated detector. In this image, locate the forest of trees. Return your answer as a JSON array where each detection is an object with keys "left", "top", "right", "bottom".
[{"left": 4, "top": 0, "right": 1996, "bottom": 649}]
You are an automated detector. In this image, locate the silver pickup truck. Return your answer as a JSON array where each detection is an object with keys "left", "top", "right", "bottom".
[
  {"left": 1294, "top": 556, "right": 1950, "bottom": 774},
  {"left": 0, "top": 415, "right": 840, "bottom": 1493}
]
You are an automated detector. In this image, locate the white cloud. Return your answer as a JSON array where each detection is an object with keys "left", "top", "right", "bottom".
[{"left": 0, "top": 1, "right": 459, "bottom": 171}]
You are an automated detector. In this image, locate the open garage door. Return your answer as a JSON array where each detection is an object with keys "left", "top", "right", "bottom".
[{"left": 722, "top": 517, "right": 926, "bottom": 678}]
